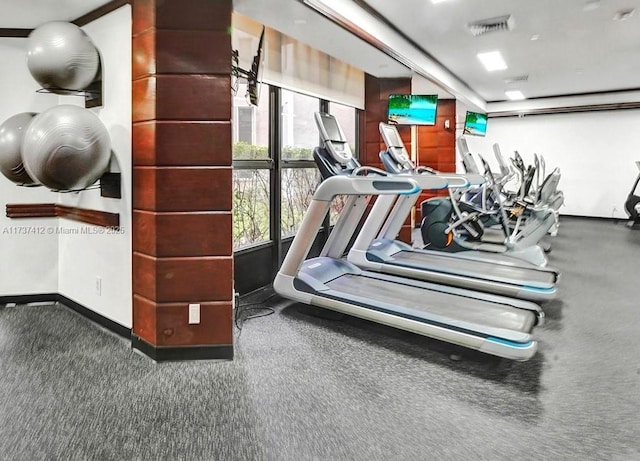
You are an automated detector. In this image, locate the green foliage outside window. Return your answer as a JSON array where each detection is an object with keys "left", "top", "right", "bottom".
[
  {"left": 233, "top": 142, "right": 314, "bottom": 160},
  {"left": 233, "top": 143, "right": 319, "bottom": 248}
]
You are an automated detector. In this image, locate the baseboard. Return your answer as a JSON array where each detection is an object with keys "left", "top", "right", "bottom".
[
  {"left": 0, "top": 292, "right": 132, "bottom": 339},
  {"left": 131, "top": 335, "right": 234, "bottom": 362},
  {"left": 58, "top": 294, "right": 131, "bottom": 339},
  {"left": 0, "top": 293, "right": 58, "bottom": 305},
  {"left": 560, "top": 215, "right": 626, "bottom": 223}
]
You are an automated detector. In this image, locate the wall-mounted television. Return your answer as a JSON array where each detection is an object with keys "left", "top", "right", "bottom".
[
  {"left": 463, "top": 111, "right": 488, "bottom": 137},
  {"left": 387, "top": 94, "right": 438, "bottom": 126}
]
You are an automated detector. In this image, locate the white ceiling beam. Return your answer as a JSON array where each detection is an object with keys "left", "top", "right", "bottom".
[{"left": 301, "top": 0, "right": 487, "bottom": 112}]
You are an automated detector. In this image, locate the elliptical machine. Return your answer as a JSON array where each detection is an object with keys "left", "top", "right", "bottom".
[{"left": 625, "top": 161, "right": 640, "bottom": 228}]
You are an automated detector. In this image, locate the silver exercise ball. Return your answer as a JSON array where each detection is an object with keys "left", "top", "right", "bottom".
[
  {"left": 26, "top": 21, "right": 99, "bottom": 91},
  {"left": 0, "top": 112, "right": 38, "bottom": 185},
  {"left": 22, "top": 105, "right": 111, "bottom": 191}
]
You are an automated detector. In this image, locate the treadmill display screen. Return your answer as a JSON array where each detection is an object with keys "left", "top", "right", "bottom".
[
  {"left": 382, "top": 125, "right": 403, "bottom": 148},
  {"left": 322, "top": 115, "right": 343, "bottom": 141}
]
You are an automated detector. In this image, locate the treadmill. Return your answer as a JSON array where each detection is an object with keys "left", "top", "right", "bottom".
[
  {"left": 274, "top": 117, "right": 544, "bottom": 361},
  {"left": 313, "top": 114, "right": 558, "bottom": 302}
]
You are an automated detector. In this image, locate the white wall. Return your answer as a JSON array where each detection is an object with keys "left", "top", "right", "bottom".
[
  {"left": 57, "top": 5, "right": 132, "bottom": 327},
  {"left": 462, "top": 109, "right": 640, "bottom": 218},
  {"left": 0, "top": 38, "right": 59, "bottom": 295},
  {"left": 0, "top": 6, "right": 132, "bottom": 329}
]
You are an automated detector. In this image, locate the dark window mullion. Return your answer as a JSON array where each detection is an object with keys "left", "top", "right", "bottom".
[
  {"left": 319, "top": 99, "right": 331, "bottom": 242},
  {"left": 281, "top": 160, "right": 317, "bottom": 169},
  {"left": 232, "top": 159, "right": 273, "bottom": 169},
  {"left": 270, "top": 86, "right": 283, "bottom": 271}
]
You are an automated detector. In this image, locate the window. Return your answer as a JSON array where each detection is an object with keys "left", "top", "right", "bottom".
[
  {"left": 233, "top": 83, "right": 271, "bottom": 249},
  {"left": 281, "top": 90, "right": 318, "bottom": 161},
  {"left": 237, "top": 107, "right": 253, "bottom": 144},
  {"left": 231, "top": 81, "right": 360, "bottom": 292},
  {"left": 233, "top": 83, "right": 269, "bottom": 160},
  {"left": 280, "top": 89, "right": 322, "bottom": 237},
  {"left": 281, "top": 168, "right": 321, "bottom": 238}
]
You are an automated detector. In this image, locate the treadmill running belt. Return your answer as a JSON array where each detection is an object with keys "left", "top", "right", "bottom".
[
  {"left": 326, "top": 274, "right": 536, "bottom": 333},
  {"left": 393, "top": 251, "right": 555, "bottom": 286}
]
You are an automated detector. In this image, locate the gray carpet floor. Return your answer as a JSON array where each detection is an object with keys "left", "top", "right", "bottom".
[{"left": 1, "top": 217, "right": 639, "bottom": 461}]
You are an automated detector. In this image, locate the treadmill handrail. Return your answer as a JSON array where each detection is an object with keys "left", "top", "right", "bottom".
[
  {"left": 314, "top": 175, "right": 421, "bottom": 201},
  {"left": 395, "top": 172, "right": 449, "bottom": 190}
]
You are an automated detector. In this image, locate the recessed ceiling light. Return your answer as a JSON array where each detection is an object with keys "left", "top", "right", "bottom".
[
  {"left": 505, "top": 90, "right": 525, "bottom": 100},
  {"left": 530, "top": 34, "right": 540, "bottom": 41},
  {"left": 431, "top": 0, "right": 452, "bottom": 4},
  {"left": 477, "top": 51, "right": 508, "bottom": 71}
]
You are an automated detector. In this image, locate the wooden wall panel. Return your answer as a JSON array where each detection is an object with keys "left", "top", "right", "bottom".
[
  {"left": 133, "top": 121, "right": 232, "bottom": 166},
  {"left": 133, "top": 254, "right": 233, "bottom": 303},
  {"left": 6, "top": 203, "right": 119, "bottom": 228},
  {"left": 153, "top": 301, "right": 233, "bottom": 346},
  {"left": 155, "top": 0, "right": 232, "bottom": 31},
  {"left": 132, "top": 29, "right": 155, "bottom": 78},
  {"left": 156, "top": 30, "right": 231, "bottom": 74},
  {"left": 131, "top": 0, "right": 233, "bottom": 359},
  {"left": 133, "top": 295, "right": 233, "bottom": 347},
  {"left": 415, "top": 99, "right": 457, "bottom": 221},
  {"left": 155, "top": 75, "right": 231, "bottom": 121},
  {"left": 133, "top": 167, "right": 232, "bottom": 212},
  {"left": 133, "top": 210, "right": 232, "bottom": 257},
  {"left": 361, "top": 74, "right": 412, "bottom": 243},
  {"left": 132, "top": 77, "right": 157, "bottom": 122},
  {"left": 360, "top": 79, "right": 457, "bottom": 241}
]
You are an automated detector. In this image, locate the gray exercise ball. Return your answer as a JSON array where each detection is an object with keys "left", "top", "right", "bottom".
[
  {"left": 26, "top": 21, "right": 99, "bottom": 91},
  {"left": 22, "top": 105, "right": 111, "bottom": 191},
  {"left": 0, "top": 112, "right": 38, "bottom": 185}
]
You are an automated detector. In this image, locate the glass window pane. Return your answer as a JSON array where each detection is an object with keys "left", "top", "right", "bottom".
[
  {"left": 329, "top": 101, "right": 357, "bottom": 155},
  {"left": 233, "top": 82, "right": 270, "bottom": 159},
  {"left": 281, "top": 168, "right": 321, "bottom": 238},
  {"left": 281, "top": 89, "right": 319, "bottom": 160},
  {"left": 329, "top": 195, "right": 348, "bottom": 226},
  {"left": 233, "top": 169, "right": 271, "bottom": 249}
]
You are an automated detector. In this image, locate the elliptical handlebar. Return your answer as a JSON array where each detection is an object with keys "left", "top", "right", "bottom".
[{"left": 478, "top": 154, "right": 512, "bottom": 240}]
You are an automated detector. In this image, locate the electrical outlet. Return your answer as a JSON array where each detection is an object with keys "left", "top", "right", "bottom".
[
  {"left": 188, "top": 303, "right": 200, "bottom": 324},
  {"left": 95, "top": 276, "right": 102, "bottom": 296}
]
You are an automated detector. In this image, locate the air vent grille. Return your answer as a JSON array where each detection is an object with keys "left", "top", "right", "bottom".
[
  {"left": 504, "top": 75, "right": 529, "bottom": 84},
  {"left": 467, "top": 15, "right": 515, "bottom": 37}
]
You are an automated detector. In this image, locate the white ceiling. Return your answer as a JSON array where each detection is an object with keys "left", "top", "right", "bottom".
[
  {"left": 3, "top": 0, "right": 639, "bottom": 111},
  {"left": 365, "top": 0, "right": 640, "bottom": 102},
  {"left": 236, "top": 0, "right": 640, "bottom": 111}
]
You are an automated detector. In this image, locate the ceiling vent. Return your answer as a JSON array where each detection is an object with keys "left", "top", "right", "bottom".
[
  {"left": 467, "top": 15, "right": 515, "bottom": 37},
  {"left": 504, "top": 75, "right": 529, "bottom": 84}
]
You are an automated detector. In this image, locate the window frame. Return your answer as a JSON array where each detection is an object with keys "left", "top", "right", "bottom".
[{"left": 232, "top": 84, "right": 360, "bottom": 294}]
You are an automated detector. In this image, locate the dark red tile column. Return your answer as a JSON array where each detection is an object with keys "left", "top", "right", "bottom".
[
  {"left": 416, "top": 99, "right": 456, "bottom": 222},
  {"left": 131, "top": 0, "right": 233, "bottom": 360},
  {"left": 360, "top": 74, "right": 412, "bottom": 242}
]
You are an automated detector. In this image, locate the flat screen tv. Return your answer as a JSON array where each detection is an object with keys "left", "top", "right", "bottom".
[
  {"left": 387, "top": 94, "right": 438, "bottom": 126},
  {"left": 463, "top": 111, "right": 488, "bottom": 137}
]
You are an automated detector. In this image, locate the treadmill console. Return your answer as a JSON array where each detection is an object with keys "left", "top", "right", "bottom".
[
  {"left": 379, "top": 122, "right": 412, "bottom": 166},
  {"left": 314, "top": 112, "right": 354, "bottom": 165}
]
